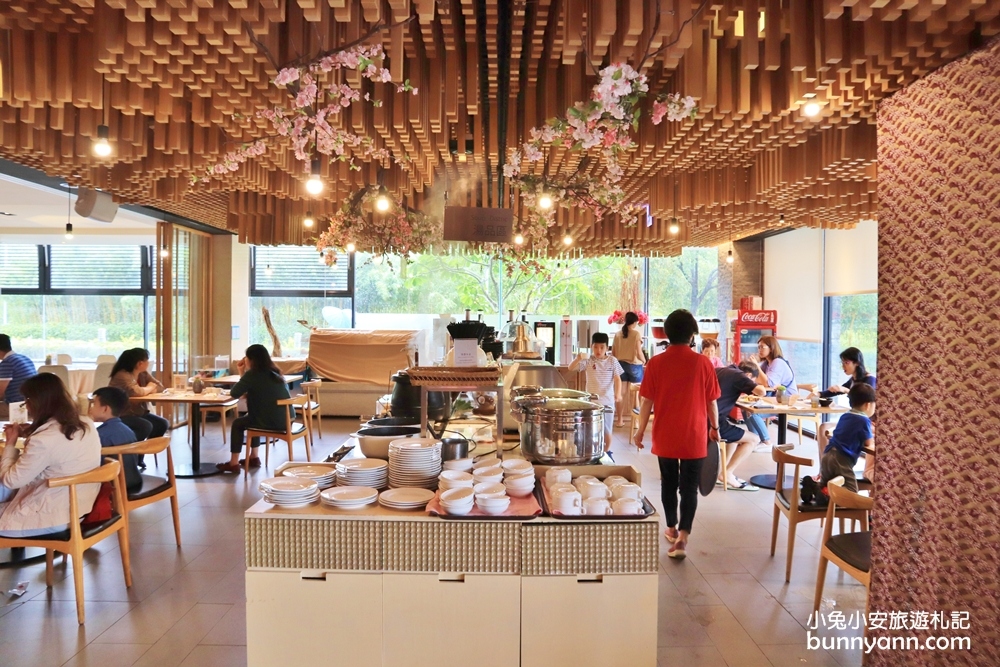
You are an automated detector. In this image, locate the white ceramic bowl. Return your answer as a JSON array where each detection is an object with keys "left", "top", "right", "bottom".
[
  {"left": 503, "top": 474, "right": 535, "bottom": 488},
  {"left": 439, "top": 480, "right": 474, "bottom": 492},
  {"left": 475, "top": 495, "right": 511, "bottom": 515},
  {"left": 439, "top": 470, "right": 474, "bottom": 484},
  {"left": 443, "top": 458, "right": 474, "bottom": 472},
  {"left": 504, "top": 468, "right": 534, "bottom": 480},
  {"left": 472, "top": 456, "right": 501, "bottom": 470},
  {"left": 473, "top": 482, "right": 507, "bottom": 499},
  {"left": 352, "top": 427, "right": 421, "bottom": 460},
  {"left": 501, "top": 459, "right": 533, "bottom": 473},
  {"left": 440, "top": 501, "right": 474, "bottom": 515},
  {"left": 440, "top": 487, "right": 474, "bottom": 502},
  {"left": 503, "top": 481, "right": 535, "bottom": 498},
  {"left": 472, "top": 470, "right": 504, "bottom": 485}
]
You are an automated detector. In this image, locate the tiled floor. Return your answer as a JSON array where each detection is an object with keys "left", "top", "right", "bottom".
[{"left": 0, "top": 416, "right": 866, "bottom": 666}]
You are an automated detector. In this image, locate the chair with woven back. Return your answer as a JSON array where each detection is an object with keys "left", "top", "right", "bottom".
[
  {"left": 769, "top": 448, "right": 868, "bottom": 582},
  {"left": 813, "top": 476, "right": 873, "bottom": 613},
  {"left": 0, "top": 459, "right": 132, "bottom": 624},
  {"left": 101, "top": 436, "right": 181, "bottom": 546},
  {"left": 244, "top": 394, "right": 311, "bottom": 477}
]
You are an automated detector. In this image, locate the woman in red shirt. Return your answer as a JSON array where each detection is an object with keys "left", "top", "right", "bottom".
[{"left": 633, "top": 310, "right": 721, "bottom": 559}]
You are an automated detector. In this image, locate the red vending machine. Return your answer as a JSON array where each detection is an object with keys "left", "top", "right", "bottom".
[{"left": 725, "top": 310, "right": 778, "bottom": 363}]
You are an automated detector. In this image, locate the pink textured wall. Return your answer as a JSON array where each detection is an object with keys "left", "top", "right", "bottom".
[{"left": 873, "top": 36, "right": 1000, "bottom": 666}]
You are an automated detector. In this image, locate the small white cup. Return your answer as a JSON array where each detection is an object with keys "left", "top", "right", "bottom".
[
  {"left": 548, "top": 483, "right": 576, "bottom": 495},
  {"left": 612, "top": 498, "right": 643, "bottom": 515},
  {"left": 545, "top": 467, "right": 572, "bottom": 488},
  {"left": 552, "top": 489, "right": 582, "bottom": 513},
  {"left": 611, "top": 483, "right": 644, "bottom": 501},
  {"left": 604, "top": 475, "right": 629, "bottom": 490},
  {"left": 579, "top": 480, "right": 611, "bottom": 500},
  {"left": 583, "top": 498, "right": 612, "bottom": 516},
  {"left": 572, "top": 475, "right": 598, "bottom": 491}
]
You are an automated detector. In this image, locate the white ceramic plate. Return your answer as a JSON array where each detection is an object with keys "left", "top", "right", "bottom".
[
  {"left": 337, "top": 459, "right": 388, "bottom": 471},
  {"left": 260, "top": 477, "right": 319, "bottom": 493},
  {"left": 380, "top": 487, "right": 435, "bottom": 504},
  {"left": 321, "top": 486, "right": 378, "bottom": 503}
]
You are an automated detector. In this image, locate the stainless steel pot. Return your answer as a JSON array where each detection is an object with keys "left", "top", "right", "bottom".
[
  {"left": 511, "top": 396, "right": 610, "bottom": 465},
  {"left": 511, "top": 386, "right": 597, "bottom": 401}
]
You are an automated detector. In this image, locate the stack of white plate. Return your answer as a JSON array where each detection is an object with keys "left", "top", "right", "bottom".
[
  {"left": 320, "top": 486, "right": 378, "bottom": 509},
  {"left": 282, "top": 464, "right": 337, "bottom": 489},
  {"left": 378, "top": 487, "right": 436, "bottom": 510},
  {"left": 388, "top": 438, "right": 442, "bottom": 489},
  {"left": 336, "top": 459, "right": 389, "bottom": 489},
  {"left": 259, "top": 477, "right": 320, "bottom": 508}
]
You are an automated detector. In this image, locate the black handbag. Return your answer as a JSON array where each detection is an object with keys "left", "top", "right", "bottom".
[{"left": 699, "top": 438, "right": 721, "bottom": 496}]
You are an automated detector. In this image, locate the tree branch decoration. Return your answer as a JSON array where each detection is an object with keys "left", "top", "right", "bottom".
[
  {"left": 314, "top": 185, "right": 441, "bottom": 269},
  {"left": 195, "top": 16, "right": 418, "bottom": 183}
]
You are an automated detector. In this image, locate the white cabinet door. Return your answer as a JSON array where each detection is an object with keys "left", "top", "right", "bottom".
[
  {"left": 382, "top": 573, "right": 520, "bottom": 667},
  {"left": 246, "top": 570, "right": 382, "bottom": 667},
  {"left": 521, "top": 574, "right": 657, "bottom": 667}
]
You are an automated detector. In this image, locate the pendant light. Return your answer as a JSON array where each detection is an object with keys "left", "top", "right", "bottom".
[
  {"left": 305, "top": 159, "right": 324, "bottom": 195},
  {"left": 92, "top": 78, "right": 113, "bottom": 158},
  {"left": 303, "top": 211, "right": 315, "bottom": 228}
]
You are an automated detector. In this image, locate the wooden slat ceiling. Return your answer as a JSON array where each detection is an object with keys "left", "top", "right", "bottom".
[{"left": 1, "top": 0, "right": 998, "bottom": 254}]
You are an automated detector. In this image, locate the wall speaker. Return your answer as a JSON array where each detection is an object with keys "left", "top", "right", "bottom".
[{"left": 74, "top": 187, "right": 118, "bottom": 222}]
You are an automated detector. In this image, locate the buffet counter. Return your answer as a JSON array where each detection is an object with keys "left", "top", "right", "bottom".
[{"left": 244, "top": 466, "right": 659, "bottom": 667}]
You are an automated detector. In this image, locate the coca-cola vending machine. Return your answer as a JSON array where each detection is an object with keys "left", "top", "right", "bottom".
[{"left": 725, "top": 309, "right": 778, "bottom": 364}]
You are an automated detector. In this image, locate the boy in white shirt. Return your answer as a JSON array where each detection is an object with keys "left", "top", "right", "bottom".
[{"left": 569, "top": 333, "right": 624, "bottom": 452}]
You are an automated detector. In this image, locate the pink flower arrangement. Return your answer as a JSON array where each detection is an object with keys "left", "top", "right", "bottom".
[{"left": 608, "top": 310, "right": 649, "bottom": 326}]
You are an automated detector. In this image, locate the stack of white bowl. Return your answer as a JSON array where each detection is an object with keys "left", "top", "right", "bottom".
[
  {"left": 501, "top": 459, "right": 536, "bottom": 498},
  {"left": 438, "top": 487, "right": 475, "bottom": 515},
  {"left": 438, "top": 470, "right": 475, "bottom": 491}
]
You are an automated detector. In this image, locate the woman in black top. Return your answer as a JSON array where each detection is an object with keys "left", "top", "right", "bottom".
[
  {"left": 216, "top": 345, "right": 291, "bottom": 473},
  {"left": 818, "top": 347, "right": 877, "bottom": 398}
]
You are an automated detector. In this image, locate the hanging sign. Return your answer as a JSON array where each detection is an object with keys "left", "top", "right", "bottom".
[{"left": 443, "top": 207, "right": 514, "bottom": 243}]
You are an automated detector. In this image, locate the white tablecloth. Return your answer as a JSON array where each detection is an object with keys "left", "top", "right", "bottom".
[{"left": 66, "top": 366, "right": 96, "bottom": 395}]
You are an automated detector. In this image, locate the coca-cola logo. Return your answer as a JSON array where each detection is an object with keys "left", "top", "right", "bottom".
[{"left": 739, "top": 310, "right": 777, "bottom": 325}]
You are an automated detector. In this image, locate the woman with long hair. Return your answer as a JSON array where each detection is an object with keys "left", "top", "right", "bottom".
[
  {"left": 0, "top": 373, "right": 101, "bottom": 537},
  {"left": 819, "top": 347, "right": 876, "bottom": 397},
  {"left": 108, "top": 348, "right": 168, "bottom": 454},
  {"left": 216, "top": 344, "right": 292, "bottom": 474},
  {"left": 611, "top": 312, "right": 647, "bottom": 428},
  {"left": 754, "top": 336, "right": 798, "bottom": 396}
]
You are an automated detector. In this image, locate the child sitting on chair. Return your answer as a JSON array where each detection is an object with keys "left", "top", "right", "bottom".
[{"left": 802, "top": 383, "right": 875, "bottom": 504}]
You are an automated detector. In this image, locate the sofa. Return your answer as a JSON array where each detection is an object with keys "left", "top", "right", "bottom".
[{"left": 307, "top": 329, "right": 427, "bottom": 417}]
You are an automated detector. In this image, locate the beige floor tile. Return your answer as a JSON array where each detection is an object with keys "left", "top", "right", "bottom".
[
  {"left": 197, "top": 568, "right": 246, "bottom": 605},
  {"left": 61, "top": 642, "right": 152, "bottom": 667},
  {"left": 657, "top": 601, "right": 717, "bottom": 648},
  {"left": 686, "top": 605, "right": 772, "bottom": 667},
  {"left": 660, "top": 561, "right": 725, "bottom": 607},
  {"left": 200, "top": 603, "right": 246, "bottom": 646},
  {"left": 177, "top": 644, "right": 247, "bottom": 667},
  {"left": 703, "top": 573, "right": 810, "bottom": 645},
  {"left": 657, "top": 645, "right": 728, "bottom": 667},
  {"left": 131, "top": 603, "right": 231, "bottom": 667},
  {"left": 0, "top": 599, "right": 134, "bottom": 667},
  {"left": 759, "top": 642, "right": 850, "bottom": 666}
]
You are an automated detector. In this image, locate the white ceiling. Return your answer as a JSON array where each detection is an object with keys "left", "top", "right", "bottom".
[{"left": 0, "top": 174, "right": 158, "bottom": 245}]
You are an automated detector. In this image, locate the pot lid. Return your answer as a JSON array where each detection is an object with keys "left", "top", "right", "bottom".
[{"left": 516, "top": 397, "right": 606, "bottom": 412}]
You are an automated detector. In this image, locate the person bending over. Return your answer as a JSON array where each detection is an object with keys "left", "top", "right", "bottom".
[{"left": 714, "top": 360, "right": 768, "bottom": 490}]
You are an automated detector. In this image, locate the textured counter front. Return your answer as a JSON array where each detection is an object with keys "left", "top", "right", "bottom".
[{"left": 245, "top": 500, "right": 659, "bottom": 666}]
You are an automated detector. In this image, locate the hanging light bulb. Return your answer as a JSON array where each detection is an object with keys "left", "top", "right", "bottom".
[
  {"left": 779, "top": 213, "right": 785, "bottom": 224},
  {"left": 538, "top": 194, "right": 554, "bottom": 210},
  {"left": 305, "top": 159, "right": 324, "bottom": 195},
  {"left": 346, "top": 242, "right": 356, "bottom": 253},
  {"left": 726, "top": 249, "right": 734, "bottom": 264},
  {"left": 375, "top": 194, "right": 391, "bottom": 212},
  {"left": 513, "top": 234, "right": 524, "bottom": 245},
  {"left": 669, "top": 218, "right": 680, "bottom": 235},
  {"left": 160, "top": 246, "right": 169, "bottom": 258},
  {"left": 563, "top": 265, "right": 571, "bottom": 276},
  {"left": 303, "top": 211, "right": 315, "bottom": 228},
  {"left": 64, "top": 223, "right": 74, "bottom": 240},
  {"left": 632, "top": 265, "right": 640, "bottom": 277},
  {"left": 802, "top": 102, "right": 821, "bottom": 118},
  {"left": 264, "top": 264, "right": 274, "bottom": 277},
  {"left": 562, "top": 234, "right": 573, "bottom": 246},
  {"left": 92, "top": 125, "right": 112, "bottom": 158}
]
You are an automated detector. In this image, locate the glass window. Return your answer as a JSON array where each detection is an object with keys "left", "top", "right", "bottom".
[
  {"left": 249, "top": 296, "right": 352, "bottom": 357},
  {"left": 0, "top": 244, "right": 41, "bottom": 290},
  {"left": 777, "top": 340, "right": 823, "bottom": 390},
  {"left": 49, "top": 245, "right": 144, "bottom": 291},
  {"left": 253, "top": 245, "right": 350, "bottom": 294},
  {"left": 648, "top": 248, "right": 719, "bottom": 319},
  {"left": 826, "top": 293, "right": 878, "bottom": 381}
]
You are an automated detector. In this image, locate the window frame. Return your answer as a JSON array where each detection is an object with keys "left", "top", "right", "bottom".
[{"left": 249, "top": 246, "right": 355, "bottom": 299}]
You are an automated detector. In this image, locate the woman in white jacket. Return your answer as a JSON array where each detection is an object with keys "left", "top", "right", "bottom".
[{"left": 0, "top": 372, "right": 102, "bottom": 537}]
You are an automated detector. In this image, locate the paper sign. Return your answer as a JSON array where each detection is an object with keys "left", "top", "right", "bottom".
[
  {"left": 452, "top": 339, "right": 480, "bottom": 367},
  {"left": 443, "top": 207, "right": 514, "bottom": 243}
]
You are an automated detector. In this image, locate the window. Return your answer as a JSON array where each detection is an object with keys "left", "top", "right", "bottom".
[
  {"left": 826, "top": 293, "right": 878, "bottom": 382},
  {"left": 647, "top": 248, "right": 719, "bottom": 319},
  {"left": 0, "top": 245, "right": 154, "bottom": 362},
  {"left": 249, "top": 246, "right": 354, "bottom": 354}
]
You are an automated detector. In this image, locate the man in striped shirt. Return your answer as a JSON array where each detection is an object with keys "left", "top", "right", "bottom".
[
  {"left": 569, "top": 332, "right": 623, "bottom": 452},
  {"left": 0, "top": 334, "right": 37, "bottom": 421}
]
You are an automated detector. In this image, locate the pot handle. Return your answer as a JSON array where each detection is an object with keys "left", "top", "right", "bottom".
[{"left": 437, "top": 428, "right": 476, "bottom": 453}]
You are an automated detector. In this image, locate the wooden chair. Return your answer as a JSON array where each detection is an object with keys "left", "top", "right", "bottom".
[
  {"left": 101, "top": 436, "right": 181, "bottom": 546},
  {"left": 0, "top": 460, "right": 131, "bottom": 624},
  {"left": 813, "top": 477, "right": 873, "bottom": 612},
  {"left": 300, "top": 379, "right": 324, "bottom": 446},
  {"left": 197, "top": 399, "right": 239, "bottom": 445},
  {"left": 245, "top": 395, "right": 311, "bottom": 477},
  {"left": 788, "top": 384, "right": 820, "bottom": 446},
  {"left": 769, "top": 449, "right": 865, "bottom": 582}
]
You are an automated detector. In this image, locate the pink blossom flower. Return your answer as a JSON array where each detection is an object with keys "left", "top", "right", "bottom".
[
  {"left": 274, "top": 68, "right": 300, "bottom": 86},
  {"left": 651, "top": 101, "right": 667, "bottom": 125}
]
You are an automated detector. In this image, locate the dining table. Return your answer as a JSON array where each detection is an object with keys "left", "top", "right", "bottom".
[
  {"left": 737, "top": 396, "right": 848, "bottom": 490},
  {"left": 131, "top": 391, "right": 239, "bottom": 478},
  {"left": 196, "top": 374, "right": 303, "bottom": 390}
]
